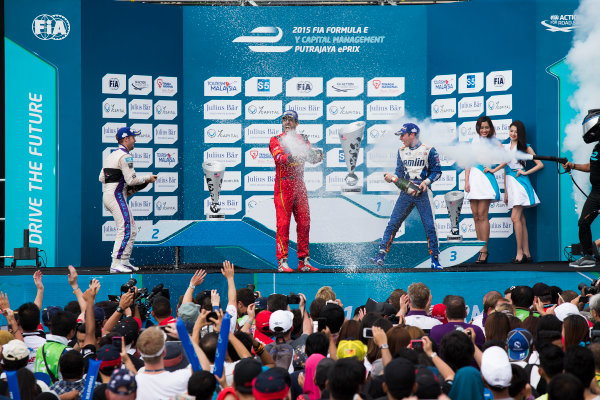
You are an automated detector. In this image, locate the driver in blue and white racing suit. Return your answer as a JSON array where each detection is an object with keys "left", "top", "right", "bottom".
[{"left": 370, "top": 123, "right": 443, "bottom": 269}]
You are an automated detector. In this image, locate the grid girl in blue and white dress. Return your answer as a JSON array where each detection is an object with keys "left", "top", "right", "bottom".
[{"left": 500, "top": 120, "right": 543, "bottom": 263}]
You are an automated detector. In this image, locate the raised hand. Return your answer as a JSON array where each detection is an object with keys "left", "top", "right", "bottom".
[
  {"left": 33, "top": 270, "right": 44, "bottom": 290},
  {"left": 67, "top": 265, "right": 79, "bottom": 288},
  {"left": 221, "top": 260, "right": 235, "bottom": 279},
  {"left": 190, "top": 270, "right": 207, "bottom": 287}
]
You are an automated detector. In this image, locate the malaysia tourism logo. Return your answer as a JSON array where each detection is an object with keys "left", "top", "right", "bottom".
[
  {"left": 32, "top": 14, "right": 70, "bottom": 40},
  {"left": 233, "top": 26, "right": 292, "bottom": 53}
]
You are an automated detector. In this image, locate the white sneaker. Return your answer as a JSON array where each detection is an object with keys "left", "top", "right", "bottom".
[
  {"left": 121, "top": 260, "right": 139, "bottom": 272},
  {"left": 110, "top": 262, "right": 132, "bottom": 273}
]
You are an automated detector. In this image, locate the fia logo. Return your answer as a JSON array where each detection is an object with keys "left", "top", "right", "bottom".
[
  {"left": 32, "top": 14, "right": 70, "bottom": 40},
  {"left": 297, "top": 81, "right": 313, "bottom": 93},
  {"left": 493, "top": 75, "right": 504, "bottom": 87},
  {"left": 109, "top": 79, "right": 120, "bottom": 90}
]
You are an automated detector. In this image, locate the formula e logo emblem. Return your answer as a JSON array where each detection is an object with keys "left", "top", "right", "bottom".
[
  {"left": 32, "top": 14, "right": 70, "bottom": 40},
  {"left": 233, "top": 26, "right": 292, "bottom": 53}
]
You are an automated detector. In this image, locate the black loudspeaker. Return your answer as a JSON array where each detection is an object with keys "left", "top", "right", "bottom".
[{"left": 11, "top": 229, "right": 40, "bottom": 267}]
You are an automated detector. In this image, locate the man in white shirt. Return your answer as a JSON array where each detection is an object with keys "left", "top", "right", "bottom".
[{"left": 403, "top": 283, "right": 441, "bottom": 331}]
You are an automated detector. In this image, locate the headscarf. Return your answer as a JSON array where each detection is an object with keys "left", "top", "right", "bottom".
[
  {"left": 303, "top": 353, "right": 325, "bottom": 400},
  {"left": 448, "top": 366, "right": 484, "bottom": 400}
]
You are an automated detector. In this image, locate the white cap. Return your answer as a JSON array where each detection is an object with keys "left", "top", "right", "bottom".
[
  {"left": 481, "top": 346, "right": 512, "bottom": 388},
  {"left": 554, "top": 303, "right": 580, "bottom": 322},
  {"left": 269, "top": 310, "right": 294, "bottom": 333},
  {"left": 1, "top": 339, "right": 30, "bottom": 361}
]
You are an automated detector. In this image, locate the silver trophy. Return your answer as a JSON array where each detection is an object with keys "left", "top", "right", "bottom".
[
  {"left": 444, "top": 191, "right": 464, "bottom": 242},
  {"left": 202, "top": 161, "right": 225, "bottom": 220},
  {"left": 339, "top": 121, "right": 366, "bottom": 193}
]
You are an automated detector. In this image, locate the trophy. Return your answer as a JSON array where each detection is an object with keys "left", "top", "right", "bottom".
[
  {"left": 203, "top": 161, "right": 225, "bottom": 220},
  {"left": 339, "top": 121, "right": 366, "bottom": 193},
  {"left": 444, "top": 191, "right": 464, "bottom": 242}
]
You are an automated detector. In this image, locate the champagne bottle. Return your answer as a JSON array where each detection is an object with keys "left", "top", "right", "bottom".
[{"left": 390, "top": 175, "right": 422, "bottom": 196}]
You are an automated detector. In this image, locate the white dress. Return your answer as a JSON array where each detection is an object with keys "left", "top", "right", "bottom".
[
  {"left": 465, "top": 136, "right": 501, "bottom": 201},
  {"left": 503, "top": 143, "right": 540, "bottom": 209}
]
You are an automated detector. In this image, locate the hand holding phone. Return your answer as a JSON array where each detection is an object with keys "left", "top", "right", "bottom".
[
  {"left": 363, "top": 327, "right": 373, "bottom": 339},
  {"left": 410, "top": 339, "right": 423, "bottom": 351}
]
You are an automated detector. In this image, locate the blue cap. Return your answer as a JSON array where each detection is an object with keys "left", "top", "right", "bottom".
[
  {"left": 395, "top": 123, "right": 420, "bottom": 136},
  {"left": 282, "top": 110, "right": 298, "bottom": 121},
  {"left": 116, "top": 127, "right": 141, "bottom": 141},
  {"left": 107, "top": 368, "right": 137, "bottom": 395},
  {"left": 507, "top": 328, "right": 533, "bottom": 361},
  {"left": 42, "top": 306, "right": 63, "bottom": 326}
]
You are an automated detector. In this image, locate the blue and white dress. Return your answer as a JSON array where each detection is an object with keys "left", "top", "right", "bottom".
[
  {"left": 465, "top": 136, "right": 501, "bottom": 202},
  {"left": 503, "top": 143, "right": 540, "bottom": 209}
]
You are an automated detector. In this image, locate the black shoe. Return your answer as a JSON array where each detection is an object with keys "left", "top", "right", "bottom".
[
  {"left": 523, "top": 255, "right": 533, "bottom": 263},
  {"left": 511, "top": 257, "right": 523, "bottom": 264},
  {"left": 475, "top": 251, "right": 488, "bottom": 264}
]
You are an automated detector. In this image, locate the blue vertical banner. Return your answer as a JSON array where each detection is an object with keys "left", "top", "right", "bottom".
[{"left": 5, "top": 38, "right": 58, "bottom": 266}]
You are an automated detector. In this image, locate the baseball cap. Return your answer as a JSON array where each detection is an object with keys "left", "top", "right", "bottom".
[
  {"left": 336, "top": 340, "right": 368, "bottom": 361},
  {"left": 107, "top": 368, "right": 137, "bottom": 395},
  {"left": 282, "top": 110, "right": 298, "bottom": 121},
  {"left": 507, "top": 328, "right": 533, "bottom": 361},
  {"left": 269, "top": 310, "right": 294, "bottom": 333},
  {"left": 481, "top": 346, "right": 512, "bottom": 388},
  {"left": 255, "top": 297, "right": 268, "bottom": 312},
  {"left": 252, "top": 369, "right": 290, "bottom": 400},
  {"left": 365, "top": 298, "right": 396, "bottom": 317},
  {"left": 554, "top": 303, "right": 580, "bottom": 322},
  {"left": 116, "top": 127, "right": 141, "bottom": 141},
  {"left": 164, "top": 341, "right": 190, "bottom": 372},
  {"left": 431, "top": 304, "right": 448, "bottom": 324},
  {"left": 254, "top": 310, "right": 274, "bottom": 344},
  {"left": 94, "top": 306, "right": 106, "bottom": 324},
  {"left": 394, "top": 123, "right": 420, "bottom": 136},
  {"left": 42, "top": 306, "right": 63, "bottom": 326},
  {"left": 96, "top": 344, "right": 122, "bottom": 369},
  {"left": 1, "top": 339, "right": 30, "bottom": 361},
  {"left": 234, "top": 358, "right": 263, "bottom": 394},
  {"left": 178, "top": 302, "right": 201, "bottom": 323},
  {"left": 112, "top": 316, "right": 140, "bottom": 345},
  {"left": 0, "top": 331, "right": 15, "bottom": 346}
]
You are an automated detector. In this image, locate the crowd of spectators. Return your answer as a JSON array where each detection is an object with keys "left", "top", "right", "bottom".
[{"left": 1, "top": 264, "right": 600, "bottom": 400}]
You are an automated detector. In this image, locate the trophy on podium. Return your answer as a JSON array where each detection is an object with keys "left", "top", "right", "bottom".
[
  {"left": 444, "top": 191, "right": 464, "bottom": 242},
  {"left": 339, "top": 121, "right": 366, "bottom": 193},
  {"left": 203, "top": 161, "right": 225, "bottom": 220}
]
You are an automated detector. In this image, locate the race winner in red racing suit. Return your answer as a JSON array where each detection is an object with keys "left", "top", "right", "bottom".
[
  {"left": 99, "top": 127, "right": 157, "bottom": 273},
  {"left": 269, "top": 110, "right": 323, "bottom": 272}
]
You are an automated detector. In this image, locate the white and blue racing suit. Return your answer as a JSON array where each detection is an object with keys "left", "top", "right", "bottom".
[{"left": 379, "top": 141, "right": 442, "bottom": 257}]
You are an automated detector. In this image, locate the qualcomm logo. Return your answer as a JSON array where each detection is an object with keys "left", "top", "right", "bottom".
[
  {"left": 540, "top": 14, "right": 576, "bottom": 33},
  {"left": 32, "top": 14, "right": 70, "bottom": 40},
  {"left": 233, "top": 26, "right": 292, "bottom": 53}
]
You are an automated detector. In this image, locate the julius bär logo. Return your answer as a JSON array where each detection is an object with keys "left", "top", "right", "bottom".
[
  {"left": 233, "top": 26, "right": 292, "bottom": 53},
  {"left": 32, "top": 14, "right": 70, "bottom": 40}
]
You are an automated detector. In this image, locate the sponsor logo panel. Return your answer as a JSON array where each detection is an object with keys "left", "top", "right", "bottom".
[
  {"left": 286, "top": 77, "right": 323, "bottom": 97},
  {"left": 204, "top": 147, "right": 242, "bottom": 167},
  {"left": 154, "top": 76, "right": 178, "bottom": 96},
  {"left": 431, "top": 98, "right": 456, "bottom": 119},
  {"left": 130, "top": 123, "right": 153, "bottom": 144},
  {"left": 540, "top": 14, "right": 576, "bottom": 33},
  {"left": 204, "top": 100, "right": 242, "bottom": 120},
  {"left": 204, "top": 77, "right": 242, "bottom": 97},
  {"left": 155, "top": 196, "right": 178, "bottom": 216},
  {"left": 492, "top": 119, "right": 511, "bottom": 141},
  {"left": 244, "top": 124, "right": 280, "bottom": 144},
  {"left": 102, "top": 122, "right": 127, "bottom": 143},
  {"left": 102, "top": 98, "right": 127, "bottom": 118},
  {"left": 486, "top": 94, "right": 512, "bottom": 116},
  {"left": 129, "top": 196, "right": 153, "bottom": 217},
  {"left": 366, "top": 148, "right": 396, "bottom": 168},
  {"left": 435, "top": 219, "right": 452, "bottom": 238},
  {"left": 129, "top": 99, "right": 153, "bottom": 120},
  {"left": 130, "top": 148, "right": 153, "bottom": 168},
  {"left": 232, "top": 26, "right": 292, "bottom": 53},
  {"left": 245, "top": 147, "right": 275, "bottom": 167},
  {"left": 366, "top": 172, "right": 398, "bottom": 192},
  {"left": 154, "top": 148, "right": 179, "bottom": 168},
  {"left": 245, "top": 100, "right": 282, "bottom": 120},
  {"left": 245, "top": 195, "right": 273, "bottom": 211},
  {"left": 154, "top": 100, "right": 178, "bottom": 120},
  {"left": 459, "top": 218, "right": 477, "bottom": 239},
  {"left": 155, "top": 172, "right": 179, "bottom": 192},
  {"left": 366, "top": 100, "right": 405, "bottom": 120},
  {"left": 285, "top": 100, "right": 323, "bottom": 120},
  {"left": 203, "top": 171, "right": 241, "bottom": 191},
  {"left": 486, "top": 70, "right": 512, "bottom": 92},
  {"left": 367, "top": 77, "right": 405, "bottom": 97},
  {"left": 367, "top": 124, "right": 394, "bottom": 144},
  {"left": 327, "top": 101, "right": 363, "bottom": 120},
  {"left": 245, "top": 77, "right": 282, "bottom": 97},
  {"left": 128, "top": 75, "right": 152, "bottom": 96},
  {"left": 457, "top": 96, "right": 484, "bottom": 119},
  {"left": 244, "top": 171, "right": 276, "bottom": 191},
  {"left": 431, "top": 74, "right": 456, "bottom": 95},
  {"left": 326, "top": 124, "right": 344, "bottom": 144},
  {"left": 32, "top": 14, "right": 70, "bottom": 40},
  {"left": 489, "top": 217, "right": 513, "bottom": 238},
  {"left": 205, "top": 124, "right": 242, "bottom": 143},
  {"left": 304, "top": 171, "right": 323, "bottom": 191},
  {"left": 297, "top": 124, "right": 323, "bottom": 144},
  {"left": 154, "top": 124, "right": 178, "bottom": 145},
  {"left": 102, "top": 74, "right": 126, "bottom": 94},
  {"left": 458, "top": 72, "right": 484, "bottom": 94},
  {"left": 434, "top": 122, "right": 457, "bottom": 144},
  {"left": 458, "top": 120, "right": 477, "bottom": 142},
  {"left": 431, "top": 170, "right": 457, "bottom": 192},
  {"left": 326, "top": 148, "right": 364, "bottom": 168},
  {"left": 327, "top": 77, "right": 364, "bottom": 97},
  {"left": 204, "top": 195, "right": 243, "bottom": 215},
  {"left": 326, "top": 172, "right": 363, "bottom": 191}
]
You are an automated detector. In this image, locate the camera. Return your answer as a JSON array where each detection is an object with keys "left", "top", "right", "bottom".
[
  {"left": 247, "top": 284, "right": 259, "bottom": 299},
  {"left": 578, "top": 282, "right": 599, "bottom": 296},
  {"left": 287, "top": 293, "right": 301, "bottom": 305},
  {"left": 121, "top": 278, "right": 137, "bottom": 293}
]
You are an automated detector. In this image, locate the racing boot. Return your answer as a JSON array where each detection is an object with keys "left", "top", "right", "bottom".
[
  {"left": 277, "top": 258, "right": 294, "bottom": 273},
  {"left": 431, "top": 256, "right": 443, "bottom": 270},
  {"left": 299, "top": 257, "right": 319, "bottom": 272},
  {"left": 569, "top": 255, "right": 597, "bottom": 268},
  {"left": 110, "top": 259, "right": 132, "bottom": 274},
  {"left": 370, "top": 251, "right": 386, "bottom": 267},
  {"left": 121, "top": 259, "right": 140, "bottom": 272}
]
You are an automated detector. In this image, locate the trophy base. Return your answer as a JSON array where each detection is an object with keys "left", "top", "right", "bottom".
[
  {"left": 341, "top": 185, "right": 363, "bottom": 193},
  {"left": 446, "top": 235, "right": 463, "bottom": 242},
  {"left": 207, "top": 214, "right": 225, "bottom": 220}
]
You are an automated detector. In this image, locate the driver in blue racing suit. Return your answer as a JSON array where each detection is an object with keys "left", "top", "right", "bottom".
[{"left": 370, "top": 123, "right": 443, "bottom": 269}]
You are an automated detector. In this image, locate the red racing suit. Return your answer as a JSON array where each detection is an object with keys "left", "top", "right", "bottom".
[{"left": 269, "top": 132, "right": 311, "bottom": 261}]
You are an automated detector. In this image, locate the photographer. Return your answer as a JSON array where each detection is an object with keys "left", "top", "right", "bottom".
[{"left": 562, "top": 109, "right": 600, "bottom": 267}]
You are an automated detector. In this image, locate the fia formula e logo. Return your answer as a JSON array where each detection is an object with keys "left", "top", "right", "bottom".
[
  {"left": 233, "top": 27, "right": 292, "bottom": 53},
  {"left": 32, "top": 14, "right": 70, "bottom": 40}
]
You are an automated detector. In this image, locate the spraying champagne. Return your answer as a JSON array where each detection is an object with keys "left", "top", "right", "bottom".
[{"left": 389, "top": 174, "right": 422, "bottom": 196}]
